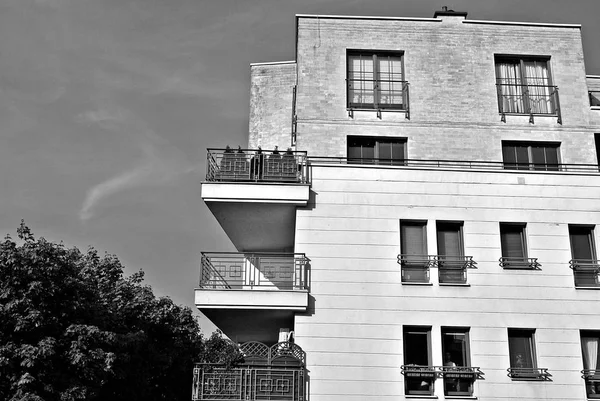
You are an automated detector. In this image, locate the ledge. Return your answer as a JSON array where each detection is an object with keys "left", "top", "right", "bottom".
[
  {"left": 463, "top": 19, "right": 580, "bottom": 28},
  {"left": 444, "top": 397, "right": 477, "bottom": 400},
  {"left": 201, "top": 182, "right": 310, "bottom": 205},
  {"left": 195, "top": 288, "right": 309, "bottom": 311},
  {"left": 402, "top": 282, "right": 434, "bottom": 286},
  {"left": 439, "top": 283, "right": 471, "bottom": 287},
  {"left": 405, "top": 396, "right": 438, "bottom": 399},
  {"left": 575, "top": 286, "right": 600, "bottom": 290}
]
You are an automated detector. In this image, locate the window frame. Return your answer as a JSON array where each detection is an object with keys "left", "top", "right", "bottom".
[
  {"left": 347, "top": 135, "right": 407, "bottom": 165},
  {"left": 569, "top": 225, "right": 600, "bottom": 288},
  {"left": 400, "top": 220, "right": 430, "bottom": 284},
  {"left": 436, "top": 221, "right": 469, "bottom": 284},
  {"left": 403, "top": 326, "right": 434, "bottom": 396},
  {"left": 441, "top": 327, "right": 475, "bottom": 397},
  {"left": 507, "top": 328, "right": 549, "bottom": 380},
  {"left": 346, "top": 50, "right": 406, "bottom": 111},
  {"left": 494, "top": 55, "right": 560, "bottom": 123},
  {"left": 580, "top": 330, "right": 600, "bottom": 399},
  {"left": 499, "top": 223, "right": 538, "bottom": 269},
  {"left": 501, "top": 141, "right": 561, "bottom": 171}
]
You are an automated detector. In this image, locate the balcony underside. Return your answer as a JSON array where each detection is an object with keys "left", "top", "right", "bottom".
[
  {"left": 202, "top": 183, "right": 310, "bottom": 252},
  {"left": 199, "top": 308, "right": 298, "bottom": 344}
]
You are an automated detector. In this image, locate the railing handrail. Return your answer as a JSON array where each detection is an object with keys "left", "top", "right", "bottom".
[
  {"left": 499, "top": 257, "right": 541, "bottom": 269},
  {"left": 569, "top": 259, "right": 600, "bottom": 270},
  {"left": 397, "top": 254, "right": 476, "bottom": 269},
  {"left": 207, "top": 148, "right": 308, "bottom": 155},
  {"left": 201, "top": 251, "right": 308, "bottom": 258}
]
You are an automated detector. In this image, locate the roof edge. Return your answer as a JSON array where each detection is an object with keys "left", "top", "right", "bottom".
[
  {"left": 250, "top": 60, "right": 296, "bottom": 67},
  {"left": 295, "top": 14, "right": 441, "bottom": 22},
  {"left": 463, "top": 19, "right": 581, "bottom": 29}
]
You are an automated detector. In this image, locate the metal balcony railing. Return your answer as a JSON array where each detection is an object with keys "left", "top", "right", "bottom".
[
  {"left": 437, "top": 256, "right": 476, "bottom": 284},
  {"left": 590, "top": 91, "right": 600, "bottom": 107},
  {"left": 206, "top": 148, "right": 308, "bottom": 184},
  {"left": 496, "top": 83, "right": 561, "bottom": 123},
  {"left": 570, "top": 259, "right": 600, "bottom": 288},
  {"left": 440, "top": 366, "right": 484, "bottom": 397},
  {"left": 507, "top": 367, "right": 552, "bottom": 380},
  {"left": 499, "top": 257, "right": 541, "bottom": 270},
  {"left": 581, "top": 369, "right": 600, "bottom": 399},
  {"left": 401, "top": 365, "right": 438, "bottom": 396},
  {"left": 397, "top": 255, "right": 437, "bottom": 283},
  {"left": 309, "top": 156, "right": 600, "bottom": 173},
  {"left": 346, "top": 79, "right": 410, "bottom": 119},
  {"left": 200, "top": 252, "right": 309, "bottom": 291},
  {"left": 192, "top": 341, "right": 305, "bottom": 401}
]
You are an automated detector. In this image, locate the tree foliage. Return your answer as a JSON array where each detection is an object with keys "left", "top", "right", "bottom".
[{"left": 0, "top": 222, "right": 242, "bottom": 401}]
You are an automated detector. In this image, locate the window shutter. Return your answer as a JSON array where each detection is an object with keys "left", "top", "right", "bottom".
[
  {"left": 570, "top": 227, "right": 595, "bottom": 260},
  {"left": 401, "top": 223, "right": 426, "bottom": 256},
  {"left": 501, "top": 226, "right": 525, "bottom": 258},
  {"left": 437, "top": 225, "right": 462, "bottom": 256}
]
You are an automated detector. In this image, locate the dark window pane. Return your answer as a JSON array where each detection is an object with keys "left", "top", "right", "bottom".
[
  {"left": 442, "top": 330, "right": 469, "bottom": 366},
  {"left": 378, "top": 141, "right": 392, "bottom": 164},
  {"left": 515, "top": 146, "right": 530, "bottom": 169},
  {"left": 570, "top": 226, "right": 595, "bottom": 260},
  {"left": 404, "top": 329, "right": 430, "bottom": 365},
  {"left": 391, "top": 141, "right": 405, "bottom": 163},
  {"left": 545, "top": 146, "right": 559, "bottom": 170},
  {"left": 437, "top": 224, "right": 462, "bottom": 257},
  {"left": 508, "top": 331, "right": 535, "bottom": 369},
  {"left": 500, "top": 225, "right": 526, "bottom": 258},
  {"left": 401, "top": 223, "right": 427, "bottom": 256}
]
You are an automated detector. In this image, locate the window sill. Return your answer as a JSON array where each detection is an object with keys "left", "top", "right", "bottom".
[
  {"left": 405, "top": 396, "right": 438, "bottom": 399},
  {"left": 402, "top": 282, "right": 434, "bottom": 286},
  {"left": 439, "top": 283, "right": 470, "bottom": 287},
  {"left": 445, "top": 397, "right": 477, "bottom": 400},
  {"left": 347, "top": 107, "right": 407, "bottom": 112},
  {"left": 510, "top": 377, "right": 548, "bottom": 381},
  {"left": 575, "top": 286, "right": 600, "bottom": 290},
  {"left": 591, "top": 106, "right": 600, "bottom": 110}
]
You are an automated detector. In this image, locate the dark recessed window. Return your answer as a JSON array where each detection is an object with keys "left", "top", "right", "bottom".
[
  {"left": 442, "top": 328, "right": 475, "bottom": 397},
  {"left": 581, "top": 330, "right": 600, "bottom": 398},
  {"left": 400, "top": 220, "right": 429, "bottom": 283},
  {"left": 347, "top": 136, "right": 406, "bottom": 165},
  {"left": 436, "top": 222, "right": 467, "bottom": 284},
  {"left": 403, "top": 326, "right": 434, "bottom": 396},
  {"left": 502, "top": 141, "right": 560, "bottom": 171},
  {"left": 507, "top": 329, "right": 550, "bottom": 380},
  {"left": 495, "top": 56, "right": 558, "bottom": 116},
  {"left": 347, "top": 51, "right": 406, "bottom": 110},
  {"left": 569, "top": 225, "right": 600, "bottom": 287}
]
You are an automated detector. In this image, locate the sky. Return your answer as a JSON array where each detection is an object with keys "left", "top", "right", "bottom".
[{"left": 1, "top": 0, "right": 599, "bottom": 332}]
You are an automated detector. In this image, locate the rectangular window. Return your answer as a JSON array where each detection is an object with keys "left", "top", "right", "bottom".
[
  {"left": 495, "top": 56, "right": 557, "bottom": 116},
  {"left": 499, "top": 223, "right": 537, "bottom": 269},
  {"left": 347, "top": 51, "right": 406, "bottom": 110},
  {"left": 400, "top": 221, "right": 429, "bottom": 283},
  {"left": 442, "top": 328, "right": 475, "bottom": 397},
  {"left": 403, "top": 326, "right": 434, "bottom": 395},
  {"left": 436, "top": 222, "right": 467, "bottom": 284},
  {"left": 507, "top": 329, "right": 549, "bottom": 380},
  {"left": 581, "top": 331, "right": 600, "bottom": 398},
  {"left": 591, "top": 91, "right": 600, "bottom": 107},
  {"left": 502, "top": 141, "right": 560, "bottom": 171},
  {"left": 347, "top": 136, "right": 406, "bottom": 165},
  {"left": 569, "top": 225, "right": 599, "bottom": 287}
]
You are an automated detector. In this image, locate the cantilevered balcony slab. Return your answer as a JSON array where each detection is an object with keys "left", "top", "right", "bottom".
[
  {"left": 195, "top": 288, "right": 308, "bottom": 310},
  {"left": 201, "top": 148, "right": 310, "bottom": 252}
]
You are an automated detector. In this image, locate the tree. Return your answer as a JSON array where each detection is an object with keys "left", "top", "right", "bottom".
[{"left": 0, "top": 222, "right": 242, "bottom": 401}]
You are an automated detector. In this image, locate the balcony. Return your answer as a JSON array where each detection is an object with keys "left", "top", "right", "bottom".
[
  {"left": 570, "top": 259, "right": 600, "bottom": 288},
  {"left": 401, "top": 365, "right": 484, "bottom": 396},
  {"left": 581, "top": 369, "right": 600, "bottom": 399},
  {"left": 499, "top": 257, "right": 541, "bottom": 270},
  {"left": 201, "top": 149, "right": 310, "bottom": 253},
  {"left": 507, "top": 367, "right": 551, "bottom": 381},
  {"left": 192, "top": 341, "right": 305, "bottom": 401},
  {"left": 437, "top": 256, "right": 476, "bottom": 285},
  {"left": 496, "top": 83, "right": 561, "bottom": 124},
  {"left": 440, "top": 366, "right": 484, "bottom": 397},
  {"left": 398, "top": 255, "right": 436, "bottom": 284},
  {"left": 397, "top": 255, "right": 476, "bottom": 285},
  {"left": 196, "top": 253, "right": 309, "bottom": 343}
]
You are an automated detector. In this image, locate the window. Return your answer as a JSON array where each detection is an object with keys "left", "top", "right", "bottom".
[
  {"left": 502, "top": 141, "right": 560, "bottom": 171},
  {"left": 569, "top": 225, "right": 600, "bottom": 287},
  {"left": 347, "top": 51, "right": 407, "bottom": 110},
  {"left": 436, "top": 222, "right": 469, "bottom": 284},
  {"left": 402, "top": 326, "right": 434, "bottom": 395},
  {"left": 507, "top": 329, "right": 550, "bottom": 380},
  {"left": 347, "top": 136, "right": 406, "bottom": 165},
  {"left": 442, "top": 328, "right": 476, "bottom": 397},
  {"left": 591, "top": 91, "right": 600, "bottom": 107},
  {"left": 581, "top": 331, "right": 600, "bottom": 398},
  {"left": 499, "top": 223, "right": 538, "bottom": 269},
  {"left": 400, "top": 221, "right": 430, "bottom": 283},
  {"left": 495, "top": 56, "right": 560, "bottom": 122}
]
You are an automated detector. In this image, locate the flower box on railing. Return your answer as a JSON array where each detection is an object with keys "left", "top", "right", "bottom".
[
  {"left": 570, "top": 259, "right": 600, "bottom": 288},
  {"left": 499, "top": 257, "right": 541, "bottom": 270},
  {"left": 507, "top": 367, "right": 551, "bottom": 380}
]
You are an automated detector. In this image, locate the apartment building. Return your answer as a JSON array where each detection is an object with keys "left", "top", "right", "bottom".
[{"left": 194, "top": 8, "right": 600, "bottom": 401}]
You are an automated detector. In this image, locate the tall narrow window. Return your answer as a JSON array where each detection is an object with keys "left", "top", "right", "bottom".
[
  {"left": 499, "top": 223, "right": 538, "bottom": 269},
  {"left": 581, "top": 331, "right": 600, "bottom": 399},
  {"left": 502, "top": 141, "right": 560, "bottom": 171},
  {"left": 495, "top": 56, "right": 558, "bottom": 118},
  {"left": 507, "top": 329, "right": 550, "bottom": 380},
  {"left": 347, "top": 136, "right": 406, "bottom": 165},
  {"left": 442, "top": 328, "right": 476, "bottom": 397},
  {"left": 402, "top": 326, "right": 434, "bottom": 396},
  {"left": 436, "top": 222, "right": 468, "bottom": 284},
  {"left": 569, "top": 225, "right": 600, "bottom": 287},
  {"left": 400, "top": 221, "right": 430, "bottom": 283},
  {"left": 347, "top": 51, "right": 406, "bottom": 110}
]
